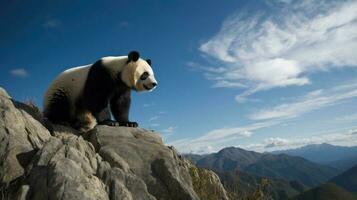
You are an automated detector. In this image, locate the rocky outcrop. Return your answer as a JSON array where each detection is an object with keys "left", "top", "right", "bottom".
[
  {"left": 187, "top": 161, "right": 229, "bottom": 200},
  {"left": 0, "top": 88, "right": 51, "bottom": 186},
  {"left": 0, "top": 87, "right": 228, "bottom": 200}
]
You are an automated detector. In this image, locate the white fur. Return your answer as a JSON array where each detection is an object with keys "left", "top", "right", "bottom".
[
  {"left": 99, "top": 56, "right": 157, "bottom": 91},
  {"left": 44, "top": 65, "right": 91, "bottom": 116},
  {"left": 44, "top": 55, "right": 157, "bottom": 119},
  {"left": 127, "top": 59, "right": 157, "bottom": 91},
  {"left": 101, "top": 56, "right": 127, "bottom": 74}
]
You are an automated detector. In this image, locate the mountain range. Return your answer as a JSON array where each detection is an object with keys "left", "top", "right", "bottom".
[
  {"left": 184, "top": 145, "right": 357, "bottom": 199},
  {"left": 292, "top": 165, "right": 357, "bottom": 199},
  {"left": 187, "top": 146, "right": 339, "bottom": 187},
  {"left": 272, "top": 143, "right": 357, "bottom": 171},
  {"left": 217, "top": 169, "right": 307, "bottom": 199},
  {"left": 329, "top": 165, "right": 357, "bottom": 193},
  {"left": 291, "top": 183, "right": 357, "bottom": 200}
]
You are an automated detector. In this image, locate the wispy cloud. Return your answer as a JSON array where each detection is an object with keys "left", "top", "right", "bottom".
[
  {"left": 335, "top": 113, "right": 357, "bottom": 123},
  {"left": 119, "top": 21, "right": 130, "bottom": 28},
  {"left": 9, "top": 68, "right": 29, "bottom": 77},
  {"left": 149, "top": 116, "right": 160, "bottom": 121},
  {"left": 198, "top": 0, "right": 357, "bottom": 102},
  {"left": 146, "top": 111, "right": 165, "bottom": 129},
  {"left": 169, "top": 121, "right": 279, "bottom": 154},
  {"left": 43, "top": 19, "right": 62, "bottom": 29},
  {"left": 143, "top": 103, "right": 155, "bottom": 108},
  {"left": 161, "top": 126, "right": 176, "bottom": 134},
  {"left": 150, "top": 123, "right": 160, "bottom": 127},
  {"left": 160, "top": 126, "right": 177, "bottom": 141},
  {"left": 170, "top": 81, "right": 357, "bottom": 154},
  {"left": 173, "top": 79, "right": 357, "bottom": 153},
  {"left": 249, "top": 82, "right": 357, "bottom": 120},
  {"left": 246, "top": 127, "right": 357, "bottom": 152},
  {"left": 187, "top": 62, "right": 246, "bottom": 88}
]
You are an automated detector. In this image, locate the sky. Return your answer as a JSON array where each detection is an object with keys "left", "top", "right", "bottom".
[{"left": 1, "top": 0, "right": 357, "bottom": 154}]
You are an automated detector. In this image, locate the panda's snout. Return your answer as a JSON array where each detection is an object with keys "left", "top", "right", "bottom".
[
  {"left": 143, "top": 82, "right": 158, "bottom": 91},
  {"left": 148, "top": 82, "right": 158, "bottom": 90}
]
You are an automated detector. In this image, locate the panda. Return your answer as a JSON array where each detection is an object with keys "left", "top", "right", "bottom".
[{"left": 43, "top": 51, "right": 157, "bottom": 131}]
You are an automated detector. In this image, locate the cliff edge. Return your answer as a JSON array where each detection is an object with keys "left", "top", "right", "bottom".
[{"left": 0, "top": 87, "right": 228, "bottom": 200}]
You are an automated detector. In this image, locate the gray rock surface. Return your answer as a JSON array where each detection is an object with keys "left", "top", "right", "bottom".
[
  {"left": 0, "top": 88, "right": 51, "bottom": 185},
  {"left": 0, "top": 87, "right": 228, "bottom": 200}
]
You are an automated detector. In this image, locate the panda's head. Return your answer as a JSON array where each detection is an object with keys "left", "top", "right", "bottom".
[{"left": 121, "top": 51, "right": 158, "bottom": 92}]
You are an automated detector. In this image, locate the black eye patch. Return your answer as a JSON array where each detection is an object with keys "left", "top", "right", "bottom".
[{"left": 140, "top": 72, "right": 149, "bottom": 80}]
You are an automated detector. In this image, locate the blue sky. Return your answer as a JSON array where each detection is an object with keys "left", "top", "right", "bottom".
[{"left": 1, "top": 0, "right": 357, "bottom": 154}]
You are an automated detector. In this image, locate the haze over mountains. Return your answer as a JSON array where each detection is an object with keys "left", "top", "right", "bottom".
[
  {"left": 216, "top": 169, "right": 307, "bottom": 199},
  {"left": 188, "top": 147, "right": 339, "bottom": 187},
  {"left": 330, "top": 165, "right": 357, "bottom": 193},
  {"left": 185, "top": 144, "right": 357, "bottom": 199},
  {"left": 272, "top": 143, "right": 357, "bottom": 171},
  {"left": 291, "top": 183, "right": 356, "bottom": 200},
  {"left": 294, "top": 165, "right": 357, "bottom": 200}
]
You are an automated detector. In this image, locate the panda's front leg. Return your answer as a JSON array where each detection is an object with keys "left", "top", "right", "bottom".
[
  {"left": 96, "top": 108, "right": 120, "bottom": 126},
  {"left": 109, "top": 89, "right": 138, "bottom": 128}
]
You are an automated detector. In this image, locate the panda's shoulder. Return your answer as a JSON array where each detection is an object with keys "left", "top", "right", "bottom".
[
  {"left": 62, "top": 65, "right": 90, "bottom": 75},
  {"left": 99, "top": 56, "right": 127, "bottom": 72},
  {"left": 100, "top": 56, "right": 126, "bottom": 65}
]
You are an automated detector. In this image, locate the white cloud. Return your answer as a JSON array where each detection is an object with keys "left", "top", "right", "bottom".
[
  {"left": 240, "top": 130, "right": 254, "bottom": 137},
  {"left": 187, "top": 61, "right": 227, "bottom": 73},
  {"left": 10, "top": 68, "right": 29, "bottom": 77},
  {"left": 263, "top": 137, "right": 291, "bottom": 148},
  {"left": 212, "top": 80, "right": 247, "bottom": 88},
  {"left": 199, "top": 0, "right": 357, "bottom": 101},
  {"left": 246, "top": 127, "right": 357, "bottom": 152},
  {"left": 149, "top": 116, "right": 160, "bottom": 121},
  {"left": 249, "top": 82, "right": 357, "bottom": 120},
  {"left": 169, "top": 82, "right": 357, "bottom": 154},
  {"left": 150, "top": 123, "right": 160, "bottom": 127},
  {"left": 119, "top": 21, "right": 129, "bottom": 28},
  {"left": 43, "top": 19, "right": 61, "bottom": 29},
  {"left": 143, "top": 103, "right": 155, "bottom": 108},
  {"left": 335, "top": 113, "right": 357, "bottom": 122},
  {"left": 170, "top": 121, "right": 357, "bottom": 154},
  {"left": 168, "top": 121, "right": 279, "bottom": 154},
  {"left": 161, "top": 126, "right": 176, "bottom": 134}
]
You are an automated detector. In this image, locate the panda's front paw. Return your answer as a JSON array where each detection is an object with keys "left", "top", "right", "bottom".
[
  {"left": 98, "top": 119, "right": 120, "bottom": 127},
  {"left": 121, "top": 121, "right": 138, "bottom": 127}
]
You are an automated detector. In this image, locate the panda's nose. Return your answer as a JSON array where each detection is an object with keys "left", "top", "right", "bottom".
[{"left": 152, "top": 82, "right": 157, "bottom": 87}]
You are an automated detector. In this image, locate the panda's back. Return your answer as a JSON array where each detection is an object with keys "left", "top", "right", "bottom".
[
  {"left": 44, "top": 56, "right": 128, "bottom": 110},
  {"left": 44, "top": 64, "right": 91, "bottom": 110}
]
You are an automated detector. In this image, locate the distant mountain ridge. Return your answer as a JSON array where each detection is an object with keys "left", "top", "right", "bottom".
[
  {"left": 291, "top": 165, "right": 357, "bottom": 200},
  {"left": 329, "top": 165, "right": 357, "bottom": 193},
  {"left": 291, "top": 183, "right": 357, "bottom": 200},
  {"left": 185, "top": 146, "right": 339, "bottom": 188},
  {"left": 272, "top": 143, "right": 357, "bottom": 170},
  {"left": 217, "top": 169, "right": 307, "bottom": 200}
]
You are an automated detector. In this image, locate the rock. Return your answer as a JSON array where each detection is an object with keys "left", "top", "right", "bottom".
[
  {"left": 0, "top": 87, "right": 229, "bottom": 200},
  {"left": 89, "top": 126, "right": 200, "bottom": 200},
  {"left": 0, "top": 88, "right": 51, "bottom": 186},
  {"left": 187, "top": 160, "right": 229, "bottom": 200},
  {"left": 26, "top": 135, "right": 108, "bottom": 200}
]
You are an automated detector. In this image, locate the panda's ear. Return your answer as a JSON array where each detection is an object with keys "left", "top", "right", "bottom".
[
  {"left": 128, "top": 51, "right": 140, "bottom": 62},
  {"left": 146, "top": 59, "right": 151, "bottom": 65}
]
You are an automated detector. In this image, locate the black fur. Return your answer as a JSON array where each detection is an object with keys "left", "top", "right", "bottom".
[
  {"left": 146, "top": 59, "right": 151, "bottom": 65},
  {"left": 44, "top": 88, "right": 72, "bottom": 124},
  {"left": 81, "top": 60, "right": 116, "bottom": 115},
  {"left": 127, "top": 51, "right": 140, "bottom": 63},
  {"left": 110, "top": 86, "right": 133, "bottom": 124},
  {"left": 80, "top": 59, "right": 137, "bottom": 127},
  {"left": 45, "top": 55, "right": 141, "bottom": 129}
]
